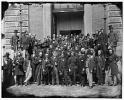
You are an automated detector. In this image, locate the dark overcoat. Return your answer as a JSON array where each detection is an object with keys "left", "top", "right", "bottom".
[
  {"left": 77, "top": 54, "right": 86, "bottom": 74},
  {"left": 68, "top": 56, "right": 78, "bottom": 69},
  {"left": 20, "top": 35, "right": 30, "bottom": 50},
  {"left": 14, "top": 56, "right": 24, "bottom": 75},
  {"left": 10, "top": 35, "right": 19, "bottom": 51},
  {"left": 3, "top": 58, "right": 13, "bottom": 87},
  {"left": 108, "top": 54, "right": 119, "bottom": 76},
  {"left": 95, "top": 56, "right": 105, "bottom": 78}
]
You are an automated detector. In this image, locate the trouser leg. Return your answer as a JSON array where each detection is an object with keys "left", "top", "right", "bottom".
[
  {"left": 113, "top": 75, "right": 117, "bottom": 86},
  {"left": 73, "top": 69, "right": 76, "bottom": 85},
  {"left": 16, "top": 75, "right": 19, "bottom": 85},
  {"left": 89, "top": 72, "right": 93, "bottom": 87},
  {"left": 20, "top": 75, "right": 23, "bottom": 85},
  {"left": 105, "top": 70, "right": 109, "bottom": 85},
  {"left": 86, "top": 68, "right": 93, "bottom": 87},
  {"left": 55, "top": 67, "right": 59, "bottom": 85},
  {"left": 52, "top": 68, "right": 55, "bottom": 85}
]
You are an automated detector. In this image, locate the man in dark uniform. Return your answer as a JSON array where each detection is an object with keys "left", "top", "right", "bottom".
[
  {"left": 58, "top": 53, "right": 68, "bottom": 85},
  {"left": 77, "top": 49, "right": 86, "bottom": 86},
  {"left": 35, "top": 52, "right": 44, "bottom": 85},
  {"left": 30, "top": 50, "right": 39, "bottom": 83},
  {"left": 95, "top": 50, "right": 105, "bottom": 85},
  {"left": 20, "top": 31, "right": 30, "bottom": 59},
  {"left": 108, "top": 25, "right": 119, "bottom": 53},
  {"left": 10, "top": 30, "right": 19, "bottom": 58},
  {"left": 50, "top": 51, "right": 59, "bottom": 85},
  {"left": 31, "top": 34, "right": 37, "bottom": 50},
  {"left": 42, "top": 53, "right": 52, "bottom": 85},
  {"left": 68, "top": 51, "right": 78, "bottom": 85},
  {"left": 2, "top": 52, "right": 13, "bottom": 88},
  {"left": 97, "top": 29, "right": 108, "bottom": 57},
  {"left": 13, "top": 52, "right": 24, "bottom": 86}
]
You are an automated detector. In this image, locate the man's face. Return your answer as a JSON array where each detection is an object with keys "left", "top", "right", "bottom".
[
  {"left": 109, "top": 50, "right": 112, "bottom": 54},
  {"left": 98, "top": 50, "right": 101, "bottom": 55},
  {"left": 50, "top": 45, "right": 52, "bottom": 48},
  {"left": 61, "top": 54, "right": 64, "bottom": 57},
  {"left": 39, "top": 52, "right": 42, "bottom": 56},
  {"left": 71, "top": 52, "right": 74, "bottom": 56},
  {"left": 15, "top": 33, "right": 17, "bottom": 35},
  {"left": 75, "top": 47, "right": 78, "bottom": 50}
]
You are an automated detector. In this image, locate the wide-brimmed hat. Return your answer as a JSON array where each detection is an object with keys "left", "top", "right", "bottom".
[
  {"left": 14, "top": 30, "right": 18, "bottom": 33},
  {"left": 108, "top": 25, "right": 113, "bottom": 30},
  {"left": 3, "top": 52, "right": 10, "bottom": 57}
]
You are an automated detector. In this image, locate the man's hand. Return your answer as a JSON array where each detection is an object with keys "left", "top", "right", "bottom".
[{"left": 39, "top": 60, "right": 42, "bottom": 62}]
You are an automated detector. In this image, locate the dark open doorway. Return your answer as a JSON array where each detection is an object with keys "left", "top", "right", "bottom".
[{"left": 60, "top": 30, "right": 81, "bottom": 36}]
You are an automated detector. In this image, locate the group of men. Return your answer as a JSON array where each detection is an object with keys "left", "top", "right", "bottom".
[{"left": 2, "top": 25, "right": 122, "bottom": 89}]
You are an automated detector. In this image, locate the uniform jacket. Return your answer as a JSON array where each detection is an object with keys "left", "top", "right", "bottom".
[
  {"left": 68, "top": 56, "right": 78, "bottom": 69},
  {"left": 58, "top": 57, "right": 67, "bottom": 70},
  {"left": 50, "top": 56, "right": 59, "bottom": 69},
  {"left": 98, "top": 33, "right": 108, "bottom": 45},
  {"left": 108, "top": 32, "right": 119, "bottom": 43},
  {"left": 95, "top": 55, "right": 105, "bottom": 69},
  {"left": 20, "top": 35, "right": 30, "bottom": 50},
  {"left": 14, "top": 56, "right": 25, "bottom": 75},
  {"left": 77, "top": 54, "right": 86, "bottom": 72},
  {"left": 86, "top": 56, "right": 96, "bottom": 72},
  {"left": 108, "top": 53, "right": 119, "bottom": 75},
  {"left": 10, "top": 35, "right": 19, "bottom": 51},
  {"left": 3, "top": 58, "right": 13, "bottom": 75}
]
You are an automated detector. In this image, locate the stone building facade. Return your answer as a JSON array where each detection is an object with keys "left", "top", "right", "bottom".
[{"left": 3, "top": 3, "right": 122, "bottom": 55}]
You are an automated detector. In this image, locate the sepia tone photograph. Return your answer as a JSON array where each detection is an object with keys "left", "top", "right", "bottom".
[{"left": 1, "top": 1, "right": 122, "bottom": 98}]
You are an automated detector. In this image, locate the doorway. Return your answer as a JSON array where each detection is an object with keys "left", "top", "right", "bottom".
[{"left": 60, "top": 30, "right": 81, "bottom": 36}]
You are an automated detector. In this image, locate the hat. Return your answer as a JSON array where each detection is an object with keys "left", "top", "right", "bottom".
[
  {"left": 4, "top": 52, "right": 10, "bottom": 57},
  {"left": 109, "top": 25, "right": 113, "bottom": 30},
  {"left": 14, "top": 30, "right": 18, "bottom": 33}
]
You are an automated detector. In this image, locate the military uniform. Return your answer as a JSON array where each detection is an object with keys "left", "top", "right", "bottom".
[
  {"left": 42, "top": 57, "right": 52, "bottom": 85},
  {"left": 2, "top": 55, "right": 13, "bottom": 88},
  {"left": 108, "top": 53, "right": 119, "bottom": 85},
  {"left": 13, "top": 55, "right": 24, "bottom": 86},
  {"left": 50, "top": 55, "right": 59, "bottom": 85},
  {"left": 31, "top": 54, "right": 39, "bottom": 82},
  {"left": 58, "top": 56, "right": 68, "bottom": 85},
  {"left": 98, "top": 32, "right": 108, "bottom": 56},
  {"left": 95, "top": 55, "right": 105, "bottom": 85},
  {"left": 108, "top": 31, "right": 119, "bottom": 53},
  {"left": 68, "top": 55, "right": 78, "bottom": 85},
  {"left": 86, "top": 55, "right": 95, "bottom": 88},
  {"left": 77, "top": 53, "right": 86, "bottom": 86},
  {"left": 35, "top": 56, "right": 43, "bottom": 85}
]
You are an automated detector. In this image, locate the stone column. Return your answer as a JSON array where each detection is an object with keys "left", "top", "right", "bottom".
[
  {"left": 84, "top": 4, "right": 92, "bottom": 36},
  {"left": 43, "top": 3, "right": 52, "bottom": 39}
]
